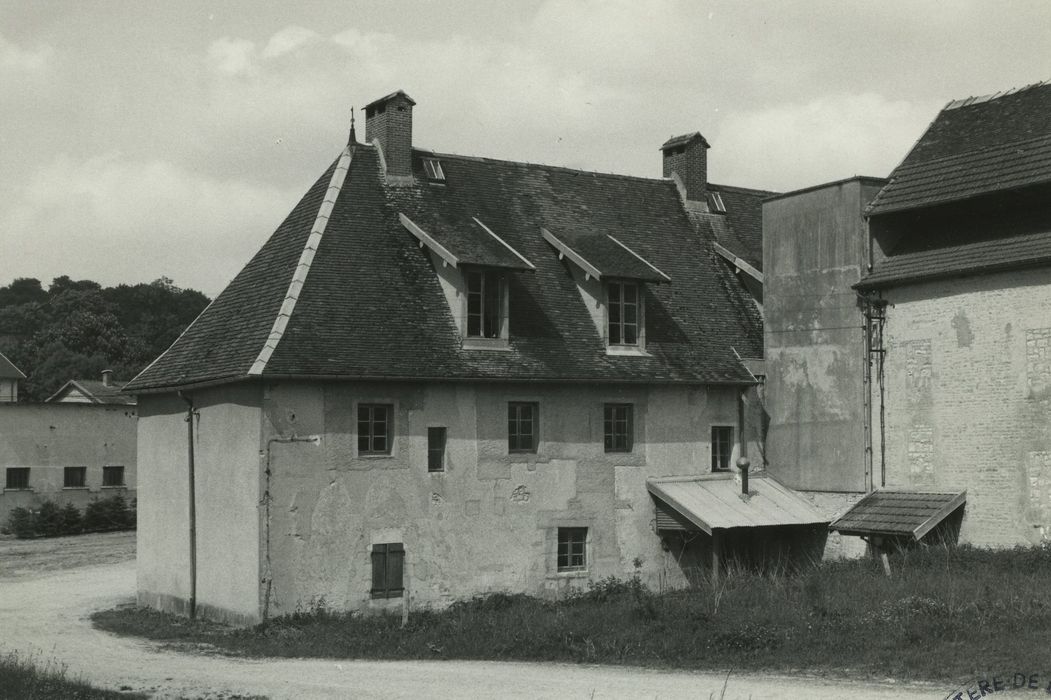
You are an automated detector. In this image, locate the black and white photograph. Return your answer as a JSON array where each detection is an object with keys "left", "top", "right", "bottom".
[{"left": 2, "top": 1, "right": 1050, "bottom": 698}]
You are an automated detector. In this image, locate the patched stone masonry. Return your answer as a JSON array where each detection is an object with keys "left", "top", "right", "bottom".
[{"left": 877, "top": 268, "right": 1051, "bottom": 547}]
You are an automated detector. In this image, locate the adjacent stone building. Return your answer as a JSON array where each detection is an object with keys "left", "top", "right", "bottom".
[
  {"left": 126, "top": 90, "right": 826, "bottom": 624},
  {"left": 855, "top": 82, "right": 1051, "bottom": 547}
]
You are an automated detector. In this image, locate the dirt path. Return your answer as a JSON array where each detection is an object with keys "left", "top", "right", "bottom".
[{"left": 0, "top": 537, "right": 948, "bottom": 699}]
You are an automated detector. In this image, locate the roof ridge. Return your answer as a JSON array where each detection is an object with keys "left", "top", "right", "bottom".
[
  {"left": 247, "top": 145, "right": 353, "bottom": 376},
  {"left": 707, "top": 182, "right": 780, "bottom": 196},
  {"left": 944, "top": 80, "right": 1050, "bottom": 111}
]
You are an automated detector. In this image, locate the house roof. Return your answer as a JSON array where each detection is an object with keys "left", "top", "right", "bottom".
[
  {"left": 867, "top": 81, "right": 1051, "bottom": 216},
  {"left": 647, "top": 473, "right": 830, "bottom": 534},
  {"left": 46, "top": 378, "right": 135, "bottom": 405},
  {"left": 689, "top": 184, "right": 774, "bottom": 272},
  {"left": 126, "top": 143, "right": 765, "bottom": 393},
  {"left": 829, "top": 490, "right": 966, "bottom": 540},
  {"left": 857, "top": 227, "right": 1051, "bottom": 290},
  {"left": 0, "top": 352, "right": 25, "bottom": 379}
]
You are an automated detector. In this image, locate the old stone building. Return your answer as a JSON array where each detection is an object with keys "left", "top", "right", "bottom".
[
  {"left": 126, "top": 90, "right": 826, "bottom": 624},
  {"left": 854, "top": 82, "right": 1051, "bottom": 547}
]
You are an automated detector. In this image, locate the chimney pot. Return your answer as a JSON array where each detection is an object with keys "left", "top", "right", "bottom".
[{"left": 736, "top": 457, "right": 750, "bottom": 495}]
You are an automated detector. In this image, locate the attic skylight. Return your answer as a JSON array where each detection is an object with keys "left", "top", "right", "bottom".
[
  {"left": 707, "top": 192, "right": 726, "bottom": 214},
  {"left": 422, "top": 158, "right": 445, "bottom": 181}
]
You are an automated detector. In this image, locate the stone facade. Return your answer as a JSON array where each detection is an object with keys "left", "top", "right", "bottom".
[
  {"left": 136, "top": 380, "right": 757, "bottom": 624},
  {"left": 873, "top": 267, "right": 1051, "bottom": 546}
]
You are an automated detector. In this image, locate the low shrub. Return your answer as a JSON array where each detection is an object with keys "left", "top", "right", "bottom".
[
  {"left": 3, "top": 495, "right": 135, "bottom": 539},
  {"left": 0, "top": 650, "right": 146, "bottom": 699}
]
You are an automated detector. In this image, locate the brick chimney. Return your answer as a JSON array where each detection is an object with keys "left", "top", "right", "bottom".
[
  {"left": 364, "top": 90, "right": 416, "bottom": 181},
  {"left": 101, "top": 369, "right": 112, "bottom": 387},
  {"left": 661, "top": 132, "right": 710, "bottom": 203}
]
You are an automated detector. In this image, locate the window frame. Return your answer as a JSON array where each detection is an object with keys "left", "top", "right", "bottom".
[
  {"left": 603, "top": 403, "right": 634, "bottom": 453},
  {"left": 64, "top": 466, "right": 87, "bottom": 489},
  {"left": 370, "top": 542, "right": 405, "bottom": 599},
  {"left": 507, "top": 401, "right": 539, "bottom": 454},
  {"left": 464, "top": 268, "right": 508, "bottom": 341},
  {"left": 427, "top": 427, "right": 447, "bottom": 473},
  {"left": 605, "top": 280, "right": 642, "bottom": 348},
  {"left": 711, "top": 425, "right": 735, "bottom": 472},
  {"left": 556, "top": 527, "right": 588, "bottom": 573},
  {"left": 421, "top": 157, "right": 445, "bottom": 181},
  {"left": 5, "top": 467, "right": 29, "bottom": 490},
  {"left": 357, "top": 403, "right": 394, "bottom": 456},
  {"left": 102, "top": 465, "right": 126, "bottom": 488}
]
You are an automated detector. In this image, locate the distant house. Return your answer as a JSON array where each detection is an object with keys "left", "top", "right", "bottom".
[
  {"left": 0, "top": 351, "right": 24, "bottom": 403},
  {"left": 126, "top": 89, "right": 826, "bottom": 624},
  {"left": 47, "top": 369, "right": 136, "bottom": 405},
  {"left": 0, "top": 360, "right": 137, "bottom": 524}
]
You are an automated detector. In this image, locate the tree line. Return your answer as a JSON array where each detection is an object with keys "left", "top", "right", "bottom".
[{"left": 0, "top": 276, "right": 210, "bottom": 401}]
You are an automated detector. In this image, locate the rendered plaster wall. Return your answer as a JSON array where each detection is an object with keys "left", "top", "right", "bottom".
[
  {"left": 136, "top": 385, "right": 262, "bottom": 623},
  {"left": 763, "top": 178, "right": 885, "bottom": 492},
  {"left": 259, "top": 380, "right": 744, "bottom": 616},
  {"left": 875, "top": 267, "right": 1051, "bottom": 546},
  {"left": 0, "top": 402, "right": 137, "bottom": 523}
]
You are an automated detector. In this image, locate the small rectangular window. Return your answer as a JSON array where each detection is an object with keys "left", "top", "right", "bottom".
[
  {"left": 607, "top": 281, "right": 639, "bottom": 346},
  {"left": 603, "top": 404, "right": 634, "bottom": 453},
  {"left": 466, "top": 270, "right": 504, "bottom": 339},
  {"left": 5, "top": 467, "right": 29, "bottom": 490},
  {"left": 712, "top": 426, "right": 734, "bottom": 472},
  {"left": 103, "top": 465, "right": 125, "bottom": 487},
  {"left": 64, "top": 466, "right": 87, "bottom": 488},
  {"left": 358, "top": 404, "right": 394, "bottom": 455},
  {"left": 370, "top": 542, "right": 405, "bottom": 598},
  {"left": 557, "top": 527, "right": 588, "bottom": 572},
  {"left": 508, "top": 402, "right": 539, "bottom": 453},
  {"left": 422, "top": 158, "right": 445, "bottom": 181},
  {"left": 427, "top": 427, "right": 446, "bottom": 472},
  {"left": 707, "top": 191, "right": 726, "bottom": 214}
]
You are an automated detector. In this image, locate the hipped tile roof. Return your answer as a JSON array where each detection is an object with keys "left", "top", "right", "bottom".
[
  {"left": 48, "top": 379, "right": 136, "bottom": 405},
  {"left": 127, "top": 145, "right": 765, "bottom": 393},
  {"left": 868, "top": 81, "right": 1051, "bottom": 216}
]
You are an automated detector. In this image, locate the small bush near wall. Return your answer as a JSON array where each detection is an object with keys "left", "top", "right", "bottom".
[{"left": 1, "top": 495, "right": 136, "bottom": 539}]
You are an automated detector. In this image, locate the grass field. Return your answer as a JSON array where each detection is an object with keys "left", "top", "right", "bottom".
[
  {"left": 92, "top": 544, "right": 1051, "bottom": 683},
  {"left": 0, "top": 651, "right": 146, "bottom": 699}
]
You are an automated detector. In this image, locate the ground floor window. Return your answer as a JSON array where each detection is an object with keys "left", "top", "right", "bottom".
[
  {"left": 103, "top": 465, "right": 125, "bottom": 487},
  {"left": 370, "top": 542, "right": 405, "bottom": 598},
  {"left": 64, "top": 466, "right": 87, "bottom": 488},
  {"left": 711, "top": 425, "right": 734, "bottom": 472},
  {"left": 557, "top": 527, "right": 588, "bottom": 572},
  {"left": 5, "top": 467, "right": 29, "bottom": 490}
]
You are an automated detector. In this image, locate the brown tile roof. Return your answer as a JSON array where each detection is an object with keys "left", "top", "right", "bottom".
[
  {"left": 0, "top": 351, "right": 24, "bottom": 379},
  {"left": 857, "top": 227, "right": 1051, "bottom": 290},
  {"left": 868, "top": 81, "right": 1051, "bottom": 216},
  {"left": 829, "top": 490, "right": 966, "bottom": 540},
  {"left": 126, "top": 145, "right": 764, "bottom": 392}
]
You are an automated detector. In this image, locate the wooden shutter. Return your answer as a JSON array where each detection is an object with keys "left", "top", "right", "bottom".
[
  {"left": 387, "top": 543, "right": 405, "bottom": 595},
  {"left": 371, "top": 544, "right": 387, "bottom": 596}
]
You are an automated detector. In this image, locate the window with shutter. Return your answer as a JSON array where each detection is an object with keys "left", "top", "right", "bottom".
[{"left": 370, "top": 542, "right": 405, "bottom": 598}]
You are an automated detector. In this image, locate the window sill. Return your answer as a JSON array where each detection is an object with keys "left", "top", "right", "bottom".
[
  {"left": 62, "top": 486, "right": 89, "bottom": 490},
  {"left": 2, "top": 488, "right": 32, "bottom": 493},
  {"left": 101, "top": 485, "right": 127, "bottom": 489},
  {"left": 462, "top": 337, "right": 510, "bottom": 351},
  {"left": 551, "top": 569, "right": 589, "bottom": 579},
  {"left": 358, "top": 453, "right": 395, "bottom": 460},
  {"left": 606, "top": 345, "right": 649, "bottom": 357}
]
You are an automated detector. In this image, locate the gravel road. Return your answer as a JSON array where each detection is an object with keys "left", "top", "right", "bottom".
[{"left": 0, "top": 537, "right": 949, "bottom": 699}]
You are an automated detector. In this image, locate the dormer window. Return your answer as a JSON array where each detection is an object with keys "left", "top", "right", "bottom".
[
  {"left": 606, "top": 281, "right": 639, "bottom": 346},
  {"left": 422, "top": 158, "right": 445, "bottom": 181},
  {"left": 707, "top": 191, "right": 726, "bottom": 214},
  {"left": 466, "top": 269, "right": 506, "bottom": 339}
]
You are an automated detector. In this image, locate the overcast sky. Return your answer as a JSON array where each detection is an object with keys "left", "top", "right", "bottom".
[{"left": 2, "top": 1, "right": 1050, "bottom": 297}]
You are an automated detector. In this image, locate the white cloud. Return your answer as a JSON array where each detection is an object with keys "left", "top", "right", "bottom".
[
  {"left": 2, "top": 153, "right": 299, "bottom": 296},
  {"left": 207, "top": 37, "right": 258, "bottom": 77},
  {"left": 715, "top": 93, "right": 944, "bottom": 191},
  {"left": 263, "top": 25, "right": 321, "bottom": 59},
  {"left": 0, "top": 31, "right": 51, "bottom": 73}
]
